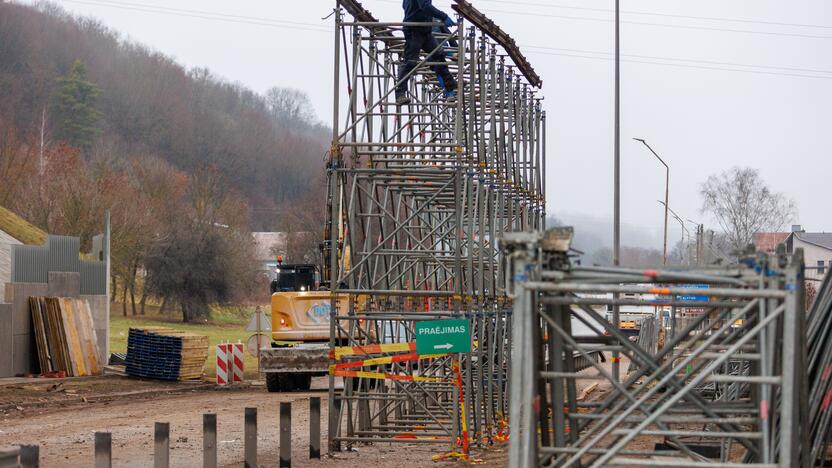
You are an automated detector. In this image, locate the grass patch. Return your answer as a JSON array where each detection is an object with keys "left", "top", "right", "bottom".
[
  {"left": 0, "top": 204, "right": 47, "bottom": 245},
  {"left": 110, "top": 303, "right": 269, "bottom": 380}
]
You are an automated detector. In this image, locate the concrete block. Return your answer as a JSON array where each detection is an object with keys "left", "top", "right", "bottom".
[
  {"left": 13, "top": 334, "right": 36, "bottom": 375},
  {"left": 82, "top": 295, "right": 109, "bottom": 329},
  {"left": 83, "top": 295, "right": 109, "bottom": 362},
  {"left": 6, "top": 282, "right": 48, "bottom": 335},
  {"left": 47, "top": 271, "right": 80, "bottom": 297},
  {"left": 96, "top": 328, "right": 108, "bottom": 364},
  {"left": 0, "top": 304, "right": 12, "bottom": 377}
]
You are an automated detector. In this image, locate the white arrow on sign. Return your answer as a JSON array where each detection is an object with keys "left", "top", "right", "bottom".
[{"left": 434, "top": 343, "right": 453, "bottom": 350}]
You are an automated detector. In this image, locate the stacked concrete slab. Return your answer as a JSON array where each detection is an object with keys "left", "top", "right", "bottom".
[
  {"left": 4, "top": 282, "right": 47, "bottom": 376},
  {"left": 0, "top": 235, "right": 109, "bottom": 377},
  {"left": 0, "top": 303, "right": 11, "bottom": 378}
]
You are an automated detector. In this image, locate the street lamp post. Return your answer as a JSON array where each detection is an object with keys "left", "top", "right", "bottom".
[
  {"left": 613, "top": 0, "right": 620, "bottom": 268},
  {"left": 612, "top": 0, "right": 621, "bottom": 383},
  {"left": 634, "top": 138, "right": 669, "bottom": 265},
  {"left": 658, "top": 200, "right": 688, "bottom": 264}
]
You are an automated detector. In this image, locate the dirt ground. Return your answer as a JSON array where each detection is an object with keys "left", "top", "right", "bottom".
[
  {"left": 0, "top": 375, "right": 208, "bottom": 410},
  {"left": 0, "top": 376, "right": 508, "bottom": 467}
]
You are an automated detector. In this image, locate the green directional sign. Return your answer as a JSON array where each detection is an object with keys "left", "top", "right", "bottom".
[{"left": 415, "top": 319, "right": 471, "bottom": 355}]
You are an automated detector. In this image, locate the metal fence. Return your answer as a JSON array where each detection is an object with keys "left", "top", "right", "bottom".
[{"left": 11, "top": 235, "right": 106, "bottom": 295}]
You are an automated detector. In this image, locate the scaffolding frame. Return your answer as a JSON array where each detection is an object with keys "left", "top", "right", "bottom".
[
  {"left": 504, "top": 229, "right": 809, "bottom": 468},
  {"left": 325, "top": 0, "right": 544, "bottom": 453}
]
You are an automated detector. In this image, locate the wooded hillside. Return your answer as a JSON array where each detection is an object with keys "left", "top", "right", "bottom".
[
  {"left": 0, "top": 2, "right": 327, "bottom": 224},
  {"left": 0, "top": 2, "right": 328, "bottom": 320}
]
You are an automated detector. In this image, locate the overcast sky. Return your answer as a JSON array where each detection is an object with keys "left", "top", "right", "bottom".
[{"left": 26, "top": 0, "right": 832, "bottom": 249}]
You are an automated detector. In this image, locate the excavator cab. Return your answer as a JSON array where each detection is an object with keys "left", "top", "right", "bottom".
[
  {"left": 269, "top": 256, "right": 320, "bottom": 294},
  {"left": 269, "top": 264, "right": 318, "bottom": 294}
]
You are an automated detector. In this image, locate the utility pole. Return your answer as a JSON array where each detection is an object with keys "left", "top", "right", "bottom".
[
  {"left": 612, "top": 0, "right": 621, "bottom": 382},
  {"left": 687, "top": 221, "right": 703, "bottom": 266},
  {"left": 672, "top": 214, "right": 687, "bottom": 264},
  {"left": 633, "top": 138, "right": 669, "bottom": 265},
  {"left": 658, "top": 200, "right": 688, "bottom": 265}
]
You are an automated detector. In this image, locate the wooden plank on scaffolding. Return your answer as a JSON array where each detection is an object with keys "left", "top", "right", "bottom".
[{"left": 451, "top": 0, "right": 542, "bottom": 88}]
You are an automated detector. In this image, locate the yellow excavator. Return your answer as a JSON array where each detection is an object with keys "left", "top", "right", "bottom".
[
  {"left": 259, "top": 163, "right": 356, "bottom": 392},
  {"left": 259, "top": 257, "right": 348, "bottom": 392}
]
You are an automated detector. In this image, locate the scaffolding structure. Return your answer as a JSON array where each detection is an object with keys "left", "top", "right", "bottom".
[
  {"left": 324, "top": 0, "right": 545, "bottom": 453},
  {"left": 504, "top": 228, "right": 809, "bottom": 467}
]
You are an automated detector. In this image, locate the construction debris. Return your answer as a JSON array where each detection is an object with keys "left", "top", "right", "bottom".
[
  {"left": 125, "top": 328, "right": 208, "bottom": 381},
  {"left": 29, "top": 297, "right": 101, "bottom": 377}
]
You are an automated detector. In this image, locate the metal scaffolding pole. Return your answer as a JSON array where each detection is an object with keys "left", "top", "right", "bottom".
[{"left": 326, "top": 0, "right": 545, "bottom": 454}]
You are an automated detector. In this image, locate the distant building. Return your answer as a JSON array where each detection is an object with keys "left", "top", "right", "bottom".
[
  {"left": 0, "top": 205, "right": 47, "bottom": 300},
  {"left": 252, "top": 232, "right": 287, "bottom": 272},
  {"left": 752, "top": 231, "right": 789, "bottom": 255},
  {"left": 784, "top": 225, "right": 832, "bottom": 281}
]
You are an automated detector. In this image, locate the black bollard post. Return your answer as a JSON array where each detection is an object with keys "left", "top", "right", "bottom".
[
  {"left": 19, "top": 445, "right": 38, "bottom": 468},
  {"left": 154, "top": 422, "right": 169, "bottom": 468},
  {"left": 329, "top": 397, "right": 342, "bottom": 453},
  {"left": 279, "top": 402, "right": 291, "bottom": 468},
  {"left": 94, "top": 432, "right": 112, "bottom": 468},
  {"left": 244, "top": 407, "right": 257, "bottom": 468},
  {"left": 309, "top": 397, "right": 321, "bottom": 459},
  {"left": 203, "top": 414, "right": 217, "bottom": 468}
]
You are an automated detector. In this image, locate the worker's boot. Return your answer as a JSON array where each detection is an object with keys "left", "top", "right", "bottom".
[
  {"left": 395, "top": 91, "right": 411, "bottom": 106},
  {"left": 444, "top": 78, "right": 458, "bottom": 102}
]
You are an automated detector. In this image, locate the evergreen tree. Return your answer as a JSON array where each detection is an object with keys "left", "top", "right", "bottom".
[{"left": 50, "top": 60, "right": 101, "bottom": 149}]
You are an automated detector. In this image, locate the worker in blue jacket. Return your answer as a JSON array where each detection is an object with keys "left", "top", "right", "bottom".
[{"left": 395, "top": 0, "right": 458, "bottom": 106}]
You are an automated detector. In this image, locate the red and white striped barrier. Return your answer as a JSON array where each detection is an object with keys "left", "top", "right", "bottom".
[
  {"left": 231, "top": 342, "right": 244, "bottom": 383},
  {"left": 216, "top": 342, "right": 245, "bottom": 385},
  {"left": 216, "top": 343, "right": 229, "bottom": 385}
]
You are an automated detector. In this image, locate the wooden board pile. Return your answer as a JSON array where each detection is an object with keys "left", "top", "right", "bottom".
[
  {"left": 126, "top": 327, "right": 209, "bottom": 381},
  {"left": 29, "top": 297, "right": 101, "bottom": 376}
]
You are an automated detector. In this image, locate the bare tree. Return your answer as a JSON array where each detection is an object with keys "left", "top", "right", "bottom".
[
  {"left": 274, "top": 174, "right": 327, "bottom": 265},
  {"left": 587, "top": 246, "right": 663, "bottom": 267},
  {"left": 265, "top": 87, "right": 317, "bottom": 128},
  {"left": 143, "top": 167, "right": 257, "bottom": 322},
  {"left": 700, "top": 167, "right": 796, "bottom": 250}
]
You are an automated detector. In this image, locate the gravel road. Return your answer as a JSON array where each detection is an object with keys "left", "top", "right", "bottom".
[{"left": 0, "top": 377, "right": 507, "bottom": 467}]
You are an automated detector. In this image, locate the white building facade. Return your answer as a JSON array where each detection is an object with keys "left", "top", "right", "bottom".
[
  {"left": 785, "top": 228, "right": 832, "bottom": 282},
  {"left": 0, "top": 229, "right": 23, "bottom": 301}
]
